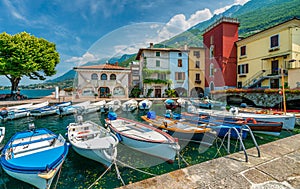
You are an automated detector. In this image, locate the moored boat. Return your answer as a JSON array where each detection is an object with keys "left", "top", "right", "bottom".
[
  {"left": 105, "top": 114, "right": 180, "bottom": 163},
  {"left": 121, "top": 99, "right": 138, "bottom": 112},
  {"left": 0, "top": 127, "right": 5, "bottom": 144},
  {"left": 105, "top": 100, "right": 121, "bottom": 112},
  {"left": 67, "top": 116, "right": 118, "bottom": 167},
  {"left": 164, "top": 99, "right": 178, "bottom": 110},
  {"left": 182, "top": 111, "right": 283, "bottom": 136},
  {"left": 141, "top": 111, "right": 216, "bottom": 144},
  {"left": 138, "top": 99, "right": 153, "bottom": 110},
  {"left": 0, "top": 125, "right": 69, "bottom": 189},
  {"left": 30, "top": 101, "right": 72, "bottom": 117}
]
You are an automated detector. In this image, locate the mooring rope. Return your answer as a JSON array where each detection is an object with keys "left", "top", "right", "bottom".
[
  {"left": 87, "top": 163, "right": 113, "bottom": 189},
  {"left": 115, "top": 159, "right": 157, "bottom": 177},
  {"left": 53, "top": 159, "right": 65, "bottom": 189}
]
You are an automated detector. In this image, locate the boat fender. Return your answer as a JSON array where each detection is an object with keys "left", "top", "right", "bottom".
[{"left": 245, "top": 117, "right": 257, "bottom": 124}]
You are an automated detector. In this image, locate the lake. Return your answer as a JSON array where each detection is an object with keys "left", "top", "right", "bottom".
[
  {"left": 0, "top": 89, "right": 54, "bottom": 99},
  {"left": 0, "top": 103, "right": 298, "bottom": 188}
]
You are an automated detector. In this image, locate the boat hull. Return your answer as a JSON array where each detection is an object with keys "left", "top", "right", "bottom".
[
  {"left": 113, "top": 131, "right": 178, "bottom": 163},
  {"left": 2, "top": 161, "right": 64, "bottom": 189},
  {"left": 72, "top": 146, "right": 116, "bottom": 167}
]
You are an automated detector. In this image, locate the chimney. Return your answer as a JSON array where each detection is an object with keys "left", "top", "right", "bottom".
[
  {"left": 115, "top": 61, "right": 118, "bottom": 66},
  {"left": 150, "top": 43, "right": 153, "bottom": 48}
]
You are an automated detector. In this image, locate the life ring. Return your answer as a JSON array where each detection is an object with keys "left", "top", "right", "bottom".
[{"left": 245, "top": 117, "right": 257, "bottom": 124}]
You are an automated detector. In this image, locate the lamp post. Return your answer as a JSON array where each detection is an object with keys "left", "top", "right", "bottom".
[{"left": 281, "top": 63, "right": 286, "bottom": 114}]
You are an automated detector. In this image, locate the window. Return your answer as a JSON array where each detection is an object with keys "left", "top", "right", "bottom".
[
  {"left": 158, "top": 73, "right": 166, "bottom": 80},
  {"left": 210, "top": 45, "right": 214, "bottom": 59},
  {"left": 270, "top": 35, "right": 279, "bottom": 48},
  {"left": 178, "top": 52, "right": 182, "bottom": 57},
  {"left": 193, "top": 51, "right": 200, "bottom": 58},
  {"left": 238, "top": 64, "right": 249, "bottom": 74},
  {"left": 240, "top": 46, "right": 246, "bottom": 56},
  {"left": 195, "top": 73, "right": 200, "bottom": 81},
  {"left": 175, "top": 72, "right": 185, "bottom": 80},
  {"left": 156, "top": 60, "right": 160, "bottom": 67},
  {"left": 113, "top": 87, "right": 125, "bottom": 96},
  {"left": 110, "top": 74, "right": 116, "bottom": 80},
  {"left": 156, "top": 52, "right": 160, "bottom": 57},
  {"left": 101, "top": 73, "right": 107, "bottom": 80},
  {"left": 195, "top": 61, "right": 200, "bottom": 68},
  {"left": 209, "top": 63, "right": 214, "bottom": 76},
  {"left": 91, "top": 73, "right": 98, "bottom": 80},
  {"left": 178, "top": 59, "right": 182, "bottom": 67}
]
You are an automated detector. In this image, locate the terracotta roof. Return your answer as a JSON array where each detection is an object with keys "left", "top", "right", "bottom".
[{"left": 74, "top": 63, "right": 129, "bottom": 70}]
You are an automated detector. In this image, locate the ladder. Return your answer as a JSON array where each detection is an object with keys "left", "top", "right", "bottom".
[{"left": 225, "top": 125, "right": 260, "bottom": 162}]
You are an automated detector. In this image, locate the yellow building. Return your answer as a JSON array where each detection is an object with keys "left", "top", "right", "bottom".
[
  {"left": 188, "top": 47, "right": 205, "bottom": 97},
  {"left": 236, "top": 17, "right": 300, "bottom": 89}
]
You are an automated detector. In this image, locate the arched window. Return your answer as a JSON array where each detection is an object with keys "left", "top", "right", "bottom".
[
  {"left": 110, "top": 74, "right": 116, "bottom": 80},
  {"left": 91, "top": 73, "right": 98, "bottom": 80},
  {"left": 113, "top": 87, "right": 125, "bottom": 96},
  {"left": 101, "top": 73, "right": 107, "bottom": 80}
]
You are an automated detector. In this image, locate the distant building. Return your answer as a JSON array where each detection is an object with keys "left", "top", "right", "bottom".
[
  {"left": 203, "top": 17, "right": 240, "bottom": 94},
  {"left": 188, "top": 47, "right": 205, "bottom": 97},
  {"left": 236, "top": 17, "right": 300, "bottom": 89},
  {"left": 136, "top": 43, "right": 189, "bottom": 97},
  {"left": 73, "top": 63, "right": 131, "bottom": 98}
]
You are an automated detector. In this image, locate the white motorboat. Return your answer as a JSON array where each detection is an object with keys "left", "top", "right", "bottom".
[
  {"left": 138, "top": 99, "right": 153, "bottom": 110},
  {"left": 67, "top": 116, "right": 118, "bottom": 167},
  {"left": 189, "top": 106, "right": 296, "bottom": 130},
  {"left": 105, "top": 100, "right": 121, "bottom": 112},
  {"left": 121, "top": 99, "right": 138, "bottom": 112},
  {"left": 105, "top": 115, "right": 180, "bottom": 163}
]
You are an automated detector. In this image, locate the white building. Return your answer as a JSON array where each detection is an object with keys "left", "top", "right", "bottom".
[
  {"left": 73, "top": 63, "right": 131, "bottom": 98},
  {"left": 136, "top": 43, "right": 189, "bottom": 97}
]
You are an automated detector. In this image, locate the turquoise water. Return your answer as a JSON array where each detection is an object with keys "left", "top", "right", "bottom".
[
  {"left": 0, "top": 102, "right": 298, "bottom": 189},
  {"left": 0, "top": 89, "right": 54, "bottom": 99}
]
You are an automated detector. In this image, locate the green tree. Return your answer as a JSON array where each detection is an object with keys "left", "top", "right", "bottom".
[{"left": 0, "top": 32, "right": 59, "bottom": 94}]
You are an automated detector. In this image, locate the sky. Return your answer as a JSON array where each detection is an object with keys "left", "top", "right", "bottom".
[{"left": 0, "top": 0, "right": 250, "bottom": 86}]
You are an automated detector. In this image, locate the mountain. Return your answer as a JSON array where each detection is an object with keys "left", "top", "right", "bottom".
[
  {"left": 49, "top": 0, "right": 300, "bottom": 83},
  {"left": 46, "top": 54, "right": 136, "bottom": 83},
  {"left": 163, "top": 0, "right": 300, "bottom": 48}
]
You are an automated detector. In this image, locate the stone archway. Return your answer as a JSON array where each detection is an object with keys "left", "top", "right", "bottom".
[
  {"left": 190, "top": 87, "right": 204, "bottom": 98},
  {"left": 175, "top": 87, "right": 187, "bottom": 97}
]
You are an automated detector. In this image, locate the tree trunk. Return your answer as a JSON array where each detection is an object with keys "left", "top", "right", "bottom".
[{"left": 10, "top": 77, "right": 21, "bottom": 94}]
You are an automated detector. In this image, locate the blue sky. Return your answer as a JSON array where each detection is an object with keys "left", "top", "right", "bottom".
[{"left": 0, "top": 0, "right": 249, "bottom": 86}]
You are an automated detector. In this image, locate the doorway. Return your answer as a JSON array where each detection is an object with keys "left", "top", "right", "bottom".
[
  {"left": 99, "top": 87, "right": 110, "bottom": 97},
  {"left": 155, "top": 88, "right": 161, "bottom": 98}
]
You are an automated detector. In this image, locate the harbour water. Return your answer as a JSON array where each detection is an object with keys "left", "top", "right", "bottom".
[
  {"left": 0, "top": 89, "right": 55, "bottom": 99},
  {"left": 0, "top": 101, "right": 298, "bottom": 189}
]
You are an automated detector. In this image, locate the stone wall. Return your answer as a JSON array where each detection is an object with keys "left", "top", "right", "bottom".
[{"left": 212, "top": 92, "right": 300, "bottom": 107}]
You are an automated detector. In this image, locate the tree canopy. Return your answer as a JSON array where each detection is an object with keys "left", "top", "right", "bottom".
[{"left": 0, "top": 31, "right": 59, "bottom": 93}]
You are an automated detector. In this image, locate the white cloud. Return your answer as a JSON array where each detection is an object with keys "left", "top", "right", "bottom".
[
  {"left": 157, "top": 8, "right": 212, "bottom": 41},
  {"left": 65, "top": 52, "right": 99, "bottom": 66},
  {"left": 3, "top": 0, "right": 27, "bottom": 22},
  {"left": 214, "top": 0, "right": 250, "bottom": 15}
]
